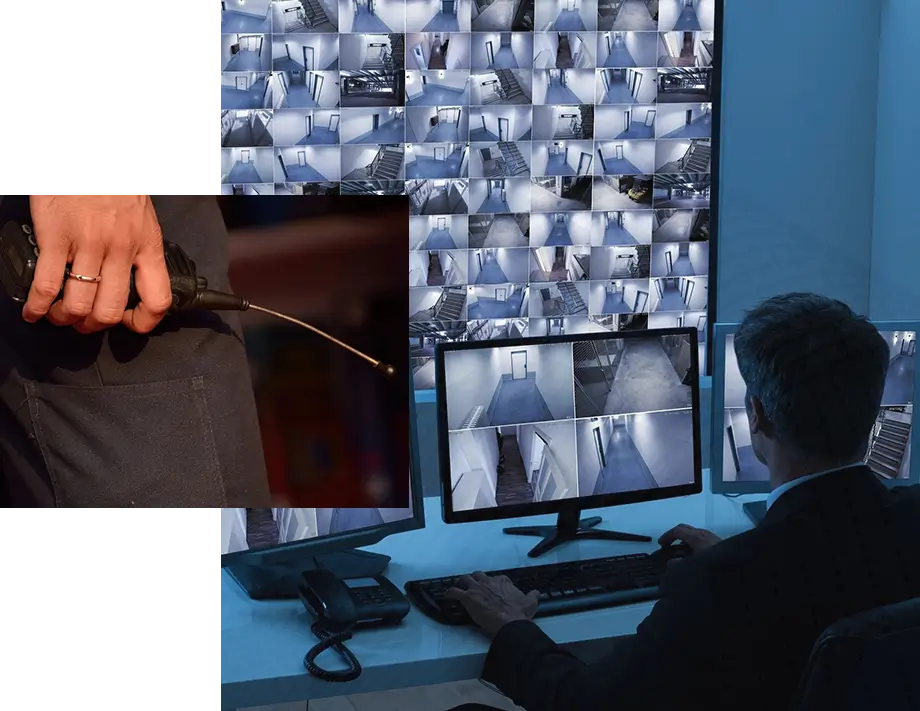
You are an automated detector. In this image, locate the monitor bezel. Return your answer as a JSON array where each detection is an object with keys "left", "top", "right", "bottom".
[
  {"left": 436, "top": 327, "right": 704, "bottom": 524},
  {"left": 710, "top": 320, "right": 920, "bottom": 495},
  {"left": 705, "top": 0, "right": 727, "bottom": 377},
  {"left": 220, "top": 364, "right": 426, "bottom": 565}
]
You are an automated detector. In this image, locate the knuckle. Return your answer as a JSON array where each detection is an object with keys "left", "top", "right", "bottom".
[
  {"left": 147, "top": 296, "right": 174, "bottom": 315},
  {"left": 64, "top": 301, "right": 93, "bottom": 318},
  {"left": 32, "top": 281, "right": 61, "bottom": 299},
  {"left": 94, "top": 310, "right": 123, "bottom": 326},
  {"left": 78, "top": 235, "right": 106, "bottom": 254},
  {"left": 131, "top": 321, "right": 157, "bottom": 335}
]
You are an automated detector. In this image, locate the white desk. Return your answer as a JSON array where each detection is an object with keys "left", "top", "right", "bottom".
[{"left": 221, "top": 479, "right": 755, "bottom": 710}]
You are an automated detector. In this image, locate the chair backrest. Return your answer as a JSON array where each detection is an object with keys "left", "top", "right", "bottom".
[{"left": 793, "top": 597, "right": 920, "bottom": 710}]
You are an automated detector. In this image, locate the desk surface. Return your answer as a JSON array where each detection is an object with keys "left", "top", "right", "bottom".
[{"left": 221, "top": 479, "right": 756, "bottom": 709}]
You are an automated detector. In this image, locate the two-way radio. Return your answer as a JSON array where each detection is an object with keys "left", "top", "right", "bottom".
[{"left": 0, "top": 219, "right": 395, "bottom": 377}]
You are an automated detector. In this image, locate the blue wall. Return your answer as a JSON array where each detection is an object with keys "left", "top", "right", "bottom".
[
  {"left": 716, "top": 0, "right": 881, "bottom": 320},
  {"left": 870, "top": 0, "right": 920, "bottom": 319}
]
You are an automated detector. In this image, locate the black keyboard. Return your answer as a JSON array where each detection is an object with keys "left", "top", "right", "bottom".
[{"left": 405, "top": 544, "right": 693, "bottom": 625}]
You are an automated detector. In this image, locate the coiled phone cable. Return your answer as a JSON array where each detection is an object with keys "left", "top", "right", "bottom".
[{"left": 303, "top": 623, "right": 363, "bottom": 682}]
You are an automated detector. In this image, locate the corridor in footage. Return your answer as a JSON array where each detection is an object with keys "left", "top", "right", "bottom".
[
  {"left": 472, "top": 249, "right": 508, "bottom": 283},
  {"left": 422, "top": 221, "right": 458, "bottom": 248},
  {"left": 593, "top": 420, "right": 659, "bottom": 493},
  {"left": 468, "top": 285, "right": 527, "bottom": 319},
  {"left": 469, "top": 214, "right": 529, "bottom": 248},
  {"left": 881, "top": 345, "right": 916, "bottom": 407},
  {"left": 328, "top": 508, "right": 384, "bottom": 533},
  {"left": 653, "top": 210, "right": 704, "bottom": 242},
  {"left": 245, "top": 508, "right": 280, "bottom": 549},
  {"left": 495, "top": 431, "right": 535, "bottom": 506},
  {"left": 574, "top": 336, "right": 692, "bottom": 416},
  {"left": 581, "top": 410, "right": 695, "bottom": 495}
]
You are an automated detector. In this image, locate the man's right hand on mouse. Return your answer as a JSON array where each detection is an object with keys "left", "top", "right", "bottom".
[
  {"left": 659, "top": 523, "right": 722, "bottom": 554},
  {"left": 22, "top": 195, "right": 173, "bottom": 335}
]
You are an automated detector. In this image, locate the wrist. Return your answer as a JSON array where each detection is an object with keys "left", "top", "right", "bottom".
[{"left": 488, "top": 613, "right": 530, "bottom": 638}]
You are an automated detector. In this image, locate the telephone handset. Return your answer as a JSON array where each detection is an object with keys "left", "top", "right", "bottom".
[{"left": 298, "top": 568, "right": 411, "bottom": 682}]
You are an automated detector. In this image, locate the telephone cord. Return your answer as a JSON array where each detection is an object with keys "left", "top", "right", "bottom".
[{"left": 303, "top": 622, "right": 363, "bottom": 682}]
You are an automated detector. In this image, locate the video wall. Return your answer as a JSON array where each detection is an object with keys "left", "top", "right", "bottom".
[{"left": 217, "top": 1, "right": 720, "bottom": 383}]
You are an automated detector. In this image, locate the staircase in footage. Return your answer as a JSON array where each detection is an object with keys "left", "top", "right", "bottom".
[{"left": 867, "top": 411, "right": 911, "bottom": 479}]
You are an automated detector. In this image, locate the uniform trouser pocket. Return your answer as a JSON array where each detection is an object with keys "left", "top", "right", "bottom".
[{"left": 26, "top": 376, "right": 228, "bottom": 507}]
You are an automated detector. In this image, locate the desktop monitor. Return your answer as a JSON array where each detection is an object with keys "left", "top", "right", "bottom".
[
  {"left": 221, "top": 372, "right": 425, "bottom": 599},
  {"left": 435, "top": 327, "right": 703, "bottom": 557},
  {"left": 710, "top": 321, "right": 918, "bottom": 499}
]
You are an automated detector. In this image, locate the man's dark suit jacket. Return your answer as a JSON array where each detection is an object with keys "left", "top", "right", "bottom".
[{"left": 481, "top": 466, "right": 920, "bottom": 711}]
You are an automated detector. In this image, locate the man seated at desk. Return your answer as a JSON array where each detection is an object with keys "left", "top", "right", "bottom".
[{"left": 446, "top": 293, "right": 920, "bottom": 711}]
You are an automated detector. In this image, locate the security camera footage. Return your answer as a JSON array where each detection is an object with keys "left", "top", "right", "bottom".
[
  {"left": 221, "top": 478, "right": 415, "bottom": 555},
  {"left": 720, "top": 331, "right": 916, "bottom": 484},
  {"left": 219, "top": 3, "right": 719, "bottom": 385},
  {"left": 443, "top": 331, "right": 697, "bottom": 512}
]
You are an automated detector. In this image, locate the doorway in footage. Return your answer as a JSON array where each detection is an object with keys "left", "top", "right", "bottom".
[
  {"left": 443, "top": 343, "right": 576, "bottom": 429},
  {"left": 575, "top": 410, "right": 695, "bottom": 495},
  {"left": 447, "top": 421, "right": 579, "bottom": 511}
]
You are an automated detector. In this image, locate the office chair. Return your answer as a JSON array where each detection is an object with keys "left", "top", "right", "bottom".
[{"left": 793, "top": 597, "right": 920, "bottom": 710}]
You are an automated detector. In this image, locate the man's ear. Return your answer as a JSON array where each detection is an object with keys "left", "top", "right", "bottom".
[{"left": 748, "top": 396, "right": 766, "bottom": 435}]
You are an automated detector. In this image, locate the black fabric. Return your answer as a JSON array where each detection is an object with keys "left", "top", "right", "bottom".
[
  {"left": 793, "top": 596, "right": 920, "bottom": 710},
  {"left": 480, "top": 466, "right": 920, "bottom": 711},
  {"left": 0, "top": 196, "right": 271, "bottom": 507}
]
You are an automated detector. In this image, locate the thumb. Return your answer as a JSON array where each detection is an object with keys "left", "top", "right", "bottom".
[{"left": 527, "top": 590, "right": 540, "bottom": 604}]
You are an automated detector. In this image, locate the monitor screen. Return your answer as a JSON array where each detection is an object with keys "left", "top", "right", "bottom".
[
  {"left": 719, "top": 329, "right": 916, "bottom": 487},
  {"left": 438, "top": 329, "right": 701, "bottom": 520},
  {"left": 406, "top": 3, "right": 723, "bottom": 389},
  {"left": 220, "top": 489, "right": 416, "bottom": 556}
]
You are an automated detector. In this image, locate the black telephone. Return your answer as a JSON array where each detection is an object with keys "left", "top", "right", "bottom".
[{"left": 298, "top": 568, "right": 410, "bottom": 682}]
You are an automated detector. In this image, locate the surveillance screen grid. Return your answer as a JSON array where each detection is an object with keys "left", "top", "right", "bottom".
[
  {"left": 442, "top": 331, "right": 697, "bottom": 512},
  {"left": 218, "top": 3, "right": 717, "bottom": 371},
  {"left": 720, "top": 332, "right": 916, "bottom": 485},
  {"left": 221, "top": 476, "right": 415, "bottom": 554}
]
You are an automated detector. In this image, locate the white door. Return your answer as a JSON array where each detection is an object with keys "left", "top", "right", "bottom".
[
  {"left": 530, "top": 434, "right": 546, "bottom": 482},
  {"left": 298, "top": 151, "right": 306, "bottom": 166},
  {"left": 510, "top": 350, "right": 527, "bottom": 380},
  {"left": 240, "top": 149, "right": 250, "bottom": 163}
]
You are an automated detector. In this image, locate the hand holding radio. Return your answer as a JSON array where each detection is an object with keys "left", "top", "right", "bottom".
[
  {"left": 23, "top": 196, "right": 173, "bottom": 334},
  {"left": 0, "top": 204, "right": 396, "bottom": 377}
]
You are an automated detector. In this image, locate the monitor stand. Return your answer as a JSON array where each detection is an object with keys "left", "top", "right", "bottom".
[
  {"left": 742, "top": 500, "right": 767, "bottom": 525},
  {"left": 503, "top": 508, "right": 652, "bottom": 558},
  {"left": 225, "top": 549, "right": 391, "bottom": 600}
]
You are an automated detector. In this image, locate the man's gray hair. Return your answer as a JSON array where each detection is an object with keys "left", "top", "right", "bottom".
[{"left": 733, "top": 293, "right": 890, "bottom": 461}]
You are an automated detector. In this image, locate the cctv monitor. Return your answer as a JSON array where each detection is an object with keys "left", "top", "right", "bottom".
[
  {"left": 435, "top": 327, "right": 703, "bottom": 558},
  {"left": 710, "top": 322, "right": 918, "bottom": 520},
  {"left": 407, "top": 1, "right": 726, "bottom": 390},
  {"left": 221, "top": 373, "right": 425, "bottom": 599}
]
